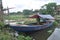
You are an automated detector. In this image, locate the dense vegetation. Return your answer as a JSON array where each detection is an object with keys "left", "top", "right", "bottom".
[{"left": 0, "top": 30, "right": 32, "bottom": 40}]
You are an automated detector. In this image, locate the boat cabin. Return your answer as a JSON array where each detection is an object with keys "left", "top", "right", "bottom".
[
  {"left": 29, "top": 14, "right": 55, "bottom": 25},
  {"left": 6, "top": 14, "right": 55, "bottom": 26},
  {"left": 9, "top": 14, "right": 55, "bottom": 32}
]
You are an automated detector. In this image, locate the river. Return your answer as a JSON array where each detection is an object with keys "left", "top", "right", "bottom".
[{"left": 47, "top": 28, "right": 60, "bottom": 40}]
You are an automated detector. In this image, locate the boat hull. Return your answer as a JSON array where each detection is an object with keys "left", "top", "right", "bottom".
[{"left": 10, "top": 22, "right": 53, "bottom": 32}]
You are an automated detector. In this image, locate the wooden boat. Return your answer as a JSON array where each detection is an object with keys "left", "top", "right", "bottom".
[
  {"left": 9, "top": 14, "right": 54, "bottom": 32},
  {"left": 9, "top": 21, "right": 53, "bottom": 32}
]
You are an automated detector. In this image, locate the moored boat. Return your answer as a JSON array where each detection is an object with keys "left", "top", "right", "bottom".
[
  {"left": 9, "top": 14, "right": 55, "bottom": 32},
  {"left": 9, "top": 21, "right": 53, "bottom": 32}
]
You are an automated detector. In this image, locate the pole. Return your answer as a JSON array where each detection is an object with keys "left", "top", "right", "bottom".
[
  {"left": 0, "top": 0, "right": 4, "bottom": 22},
  {"left": 0, "top": 0, "right": 4, "bottom": 29},
  {"left": 7, "top": 7, "right": 10, "bottom": 25}
]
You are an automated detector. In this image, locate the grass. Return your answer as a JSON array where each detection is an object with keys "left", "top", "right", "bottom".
[
  {"left": 4, "top": 15, "right": 25, "bottom": 20},
  {"left": 0, "top": 28, "right": 32, "bottom": 40},
  {"left": 54, "top": 15, "right": 60, "bottom": 20},
  {"left": 4, "top": 15, "right": 37, "bottom": 24},
  {"left": 0, "top": 30, "right": 12, "bottom": 40}
]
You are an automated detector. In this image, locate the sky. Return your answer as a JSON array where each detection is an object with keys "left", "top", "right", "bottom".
[{"left": 2, "top": 0, "right": 60, "bottom": 12}]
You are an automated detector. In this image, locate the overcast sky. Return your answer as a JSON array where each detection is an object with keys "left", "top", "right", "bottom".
[{"left": 2, "top": 0, "right": 60, "bottom": 12}]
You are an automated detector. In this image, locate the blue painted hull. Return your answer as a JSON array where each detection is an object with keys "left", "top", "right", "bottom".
[{"left": 10, "top": 22, "right": 53, "bottom": 32}]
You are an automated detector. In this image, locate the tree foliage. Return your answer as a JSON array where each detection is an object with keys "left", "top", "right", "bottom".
[
  {"left": 40, "top": 3, "right": 57, "bottom": 15},
  {"left": 18, "top": 35, "right": 32, "bottom": 40},
  {"left": 23, "top": 9, "right": 33, "bottom": 15}
]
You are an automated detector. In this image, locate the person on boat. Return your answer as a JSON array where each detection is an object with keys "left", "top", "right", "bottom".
[
  {"left": 36, "top": 16, "right": 47, "bottom": 24},
  {"left": 36, "top": 16, "right": 40, "bottom": 24}
]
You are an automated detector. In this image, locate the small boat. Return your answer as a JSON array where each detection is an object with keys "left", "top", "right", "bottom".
[
  {"left": 9, "top": 22, "right": 53, "bottom": 32},
  {"left": 9, "top": 14, "right": 55, "bottom": 32}
]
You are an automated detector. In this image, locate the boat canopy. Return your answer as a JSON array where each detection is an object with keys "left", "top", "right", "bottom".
[
  {"left": 29, "top": 14, "right": 40, "bottom": 18},
  {"left": 29, "top": 14, "right": 55, "bottom": 20},
  {"left": 39, "top": 15, "right": 55, "bottom": 20}
]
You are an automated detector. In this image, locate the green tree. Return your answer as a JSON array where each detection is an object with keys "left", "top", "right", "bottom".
[
  {"left": 33, "top": 9, "right": 39, "bottom": 13},
  {"left": 10, "top": 11, "right": 22, "bottom": 15},
  {"left": 17, "top": 11, "right": 22, "bottom": 15},
  {"left": 39, "top": 9, "right": 48, "bottom": 14},
  {"left": 23, "top": 9, "right": 33, "bottom": 15},
  {"left": 40, "top": 3, "right": 57, "bottom": 15}
]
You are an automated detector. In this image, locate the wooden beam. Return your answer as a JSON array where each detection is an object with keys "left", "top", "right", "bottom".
[{"left": 0, "top": 0, "right": 4, "bottom": 22}]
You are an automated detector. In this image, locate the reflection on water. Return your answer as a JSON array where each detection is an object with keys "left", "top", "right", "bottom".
[
  {"left": 47, "top": 28, "right": 60, "bottom": 40},
  {"left": 25, "top": 26, "right": 56, "bottom": 40}
]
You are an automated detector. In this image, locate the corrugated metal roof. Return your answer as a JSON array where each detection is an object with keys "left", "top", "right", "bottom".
[
  {"left": 29, "top": 13, "right": 54, "bottom": 19},
  {"left": 39, "top": 15, "right": 55, "bottom": 19}
]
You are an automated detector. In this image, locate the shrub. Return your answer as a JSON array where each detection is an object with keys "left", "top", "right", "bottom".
[
  {"left": 25, "top": 36, "right": 32, "bottom": 40},
  {"left": 53, "top": 21, "right": 58, "bottom": 26},
  {"left": 0, "top": 32, "right": 12, "bottom": 40},
  {"left": 18, "top": 35, "right": 32, "bottom": 40},
  {"left": 0, "top": 22, "right": 4, "bottom": 27},
  {"left": 18, "top": 35, "right": 25, "bottom": 40},
  {"left": 0, "top": 22, "right": 4, "bottom": 30}
]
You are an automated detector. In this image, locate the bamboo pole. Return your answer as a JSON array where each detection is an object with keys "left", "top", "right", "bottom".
[
  {"left": 0, "top": 0, "right": 4, "bottom": 30},
  {"left": 0, "top": 0, "right": 4, "bottom": 22}
]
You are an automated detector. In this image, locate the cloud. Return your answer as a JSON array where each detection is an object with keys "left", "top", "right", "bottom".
[
  {"left": 2, "top": 0, "right": 60, "bottom": 12},
  {"left": 53, "top": 0, "right": 60, "bottom": 5}
]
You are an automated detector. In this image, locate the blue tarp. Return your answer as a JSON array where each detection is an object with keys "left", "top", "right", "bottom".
[{"left": 39, "top": 15, "right": 55, "bottom": 19}]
